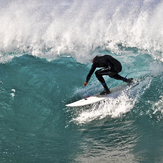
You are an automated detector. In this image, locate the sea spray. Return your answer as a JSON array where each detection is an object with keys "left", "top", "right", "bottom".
[{"left": 0, "top": 0, "right": 163, "bottom": 63}]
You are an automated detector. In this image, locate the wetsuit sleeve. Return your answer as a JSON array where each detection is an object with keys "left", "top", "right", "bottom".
[{"left": 86, "top": 64, "right": 96, "bottom": 82}]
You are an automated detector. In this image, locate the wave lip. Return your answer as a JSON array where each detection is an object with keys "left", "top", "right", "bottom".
[{"left": 0, "top": 0, "right": 163, "bottom": 62}]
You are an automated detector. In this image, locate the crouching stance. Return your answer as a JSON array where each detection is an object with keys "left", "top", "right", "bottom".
[{"left": 84, "top": 55, "right": 133, "bottom": 95}]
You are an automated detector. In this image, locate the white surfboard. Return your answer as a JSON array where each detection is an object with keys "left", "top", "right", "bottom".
[{"left": 66, "top": 82, "right": 134, "bottom": 107}]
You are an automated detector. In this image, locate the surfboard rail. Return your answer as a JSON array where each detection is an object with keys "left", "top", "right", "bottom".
[{"left": 66, "top": 82, "right": 134, "bottom": 107}]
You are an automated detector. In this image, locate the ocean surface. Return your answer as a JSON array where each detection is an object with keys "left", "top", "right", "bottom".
[{"left": 1, "top": 0, "right": 163, "bottom": 162}]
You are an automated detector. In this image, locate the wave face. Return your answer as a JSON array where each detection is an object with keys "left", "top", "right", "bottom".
[{"left": 0, "top": 0, "right": 163, "bottom": 162}]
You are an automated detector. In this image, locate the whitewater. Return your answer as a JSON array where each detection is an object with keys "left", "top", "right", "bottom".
[{"left": 0, "top": 0, "right": 163, "bottom": 162}]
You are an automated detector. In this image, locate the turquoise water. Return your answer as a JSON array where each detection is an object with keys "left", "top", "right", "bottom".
[{"left": 1, "top": 0, "right": 163, "bottom": 162}]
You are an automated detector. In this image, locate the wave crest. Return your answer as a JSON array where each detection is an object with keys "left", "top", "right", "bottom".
[{"left": 0, "top": 0, "right": 163, "bottom": 62}]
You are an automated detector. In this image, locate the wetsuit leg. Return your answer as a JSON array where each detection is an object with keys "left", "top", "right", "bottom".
[
  {"left": 95, "top": 68, "right": 113, "bottom": 90},
  {"left": 95, "top": 69, "right": 107, "bottom": 83},
  {"left": 109, "top": 73, "right": 124, "bottom": 80},
  {"left": 95, "top": 68, "right": 108, "bottom": 84},
  {"left": 95, "top": 68, "right": 124, "bottom": 85}
]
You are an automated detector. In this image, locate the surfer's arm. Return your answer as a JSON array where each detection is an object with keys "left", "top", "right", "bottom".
[
  {"left": 84, "top": 82, "right": 88, "bottom": 87},
  {"left": 84, "top": 64, "right": 96, "bottom": 86}
]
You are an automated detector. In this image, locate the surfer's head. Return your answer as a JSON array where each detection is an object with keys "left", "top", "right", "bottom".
[{"left": 92, "top": 56, "right": 98, "bottom": 63}]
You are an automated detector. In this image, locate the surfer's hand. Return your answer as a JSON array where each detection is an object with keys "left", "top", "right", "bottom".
[{"left": 84, "top": 82, "right": 88, "bottom": 87}]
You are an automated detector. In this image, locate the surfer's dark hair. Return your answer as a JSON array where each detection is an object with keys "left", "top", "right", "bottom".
[{"left": 92, "top": 56, "right": 99, "bottom": 63}]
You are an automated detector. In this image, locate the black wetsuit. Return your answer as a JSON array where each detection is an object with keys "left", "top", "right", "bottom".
[{"left": 86, "top": 55, "right": 124, "bottom": 87}]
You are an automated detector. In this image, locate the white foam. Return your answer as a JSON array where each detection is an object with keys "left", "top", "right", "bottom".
[
  {"left": 0, "top": 0, "right": 163, "bottom": 63},
  {"left": 72, "top": 77, "right": 152, "bottom": 124},
  {"left": 73, "top": 93, "right": 135, "bottom": 124}
]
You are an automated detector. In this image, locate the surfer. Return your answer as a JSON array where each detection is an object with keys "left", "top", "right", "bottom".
[{"left": 84, "top": 55, "right": 133, "bottom": 95}]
